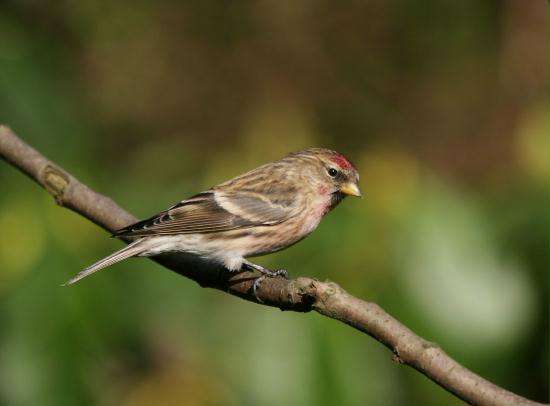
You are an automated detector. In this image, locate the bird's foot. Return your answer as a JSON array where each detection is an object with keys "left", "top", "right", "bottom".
[
  {"left": 252, "top": 269, "right": 288, "bottom": 302},
  {"left": 242, "top": 260, "right": 288, "bottom": 302}
]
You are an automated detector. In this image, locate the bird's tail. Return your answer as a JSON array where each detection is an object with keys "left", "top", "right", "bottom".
[{"left": 63, "top": 239, "right": 148, "bottom": 286}]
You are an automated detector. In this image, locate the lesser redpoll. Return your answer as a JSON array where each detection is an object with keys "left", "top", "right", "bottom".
[{"left": 64, "top": 148, "right": 361, "bottom": 291}]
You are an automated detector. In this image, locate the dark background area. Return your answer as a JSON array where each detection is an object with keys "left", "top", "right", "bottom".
[{"left": 0, "top": 1, "right": 548, "bottom": 404}]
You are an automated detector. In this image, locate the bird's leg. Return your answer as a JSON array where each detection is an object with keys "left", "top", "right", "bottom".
[{"left": 242, "top": 260, "right": 288, "bottom": 301}]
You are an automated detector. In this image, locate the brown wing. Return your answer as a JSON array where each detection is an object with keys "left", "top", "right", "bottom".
[
  {"left": 213, "top": 190, "right": 300, "bottom": 224},
  {"left": 113, "top": 190, "right": 298, "bottom": 237}
]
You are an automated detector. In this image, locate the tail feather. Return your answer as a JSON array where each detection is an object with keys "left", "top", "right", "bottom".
[{"left": 63, "top": 239, "right": 147, "bottom": 286}]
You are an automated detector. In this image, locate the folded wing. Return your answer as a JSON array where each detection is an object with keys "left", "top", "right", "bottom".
[{"left": 113, "top": 190, "right": 298, "bottom": 237}]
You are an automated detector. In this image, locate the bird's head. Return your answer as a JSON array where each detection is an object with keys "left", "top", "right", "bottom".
[{"left": 291, "top": 148, "right": 362, "bottom": 200}]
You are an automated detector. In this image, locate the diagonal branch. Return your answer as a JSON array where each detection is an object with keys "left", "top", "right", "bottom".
[{"left": 0, "top": 125, "right": 544, "bottom": 406}]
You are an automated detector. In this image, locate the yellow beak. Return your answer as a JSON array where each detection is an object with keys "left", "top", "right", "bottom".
[{"left": 340, "top": 182, "right": 362, "bottom": 197}]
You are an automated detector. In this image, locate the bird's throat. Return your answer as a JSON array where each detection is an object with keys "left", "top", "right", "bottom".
[{"left": 320, "top": 191, "right": 346, "bottom": 216}]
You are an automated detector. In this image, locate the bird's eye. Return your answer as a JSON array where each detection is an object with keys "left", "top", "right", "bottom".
[{"left": 327, "top": 168, "right": 338, "bottom": 177}]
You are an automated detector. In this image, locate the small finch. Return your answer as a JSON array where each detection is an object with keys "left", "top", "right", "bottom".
[{"left": 64, "top": 148, "right": 361, "bottom": 292}]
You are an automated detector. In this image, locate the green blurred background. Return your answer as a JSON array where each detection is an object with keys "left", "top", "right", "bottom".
[{"left": 0, "top": 1, "right": 548, "bottom": 405}]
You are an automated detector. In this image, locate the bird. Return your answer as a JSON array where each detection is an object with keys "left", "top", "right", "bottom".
[{"left": 63, "top": 148, "right": 362, "bottom": 294}]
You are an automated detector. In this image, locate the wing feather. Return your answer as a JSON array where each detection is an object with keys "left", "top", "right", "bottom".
[
  {"left": 213, "top": 191, "right": 298, "bottom": 224},
  {"left": 113, "top": 190, "right": 298, "bottom": 237}
]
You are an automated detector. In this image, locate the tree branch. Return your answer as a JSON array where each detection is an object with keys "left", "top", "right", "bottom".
[{"left": 0, "top": 125, "right": 544, "bottom": 406}]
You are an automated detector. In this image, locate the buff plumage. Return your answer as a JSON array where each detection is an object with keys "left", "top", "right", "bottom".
[{"left": 64, "top": 148, "right": 361, "bottom": 286}]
